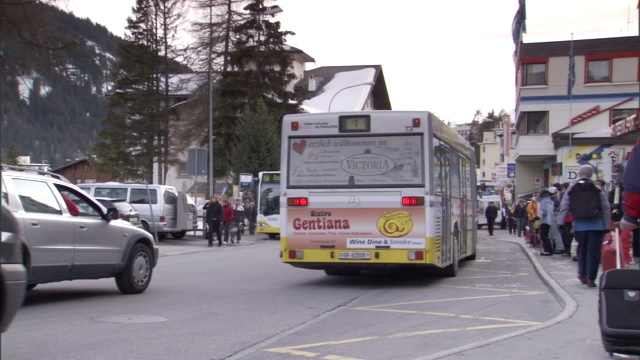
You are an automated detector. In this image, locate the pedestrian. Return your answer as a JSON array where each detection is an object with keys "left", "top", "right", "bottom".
[
  {"left": 527, "top": 194, "right": 540, "bottom": 246},
  {"left": 557, "top": 164, "right": 611, "bottom": 288},
  {"left": 548, "top": 187, "right": 564, "bottom": 254},
  {"left": 246, "top": 201, "right": 258, "bottom": 235},
  {"left": 538, "top": 188, "right": 555, "bottom": 256},
  {"left": 485, "top": 201, "right": 498, "bottom": 236},
  {"left": 514, "top": 199, "right": 528, "bottom": 237},
  {"left": 204, "top": 195, "right": 223, "bottom": 247},
  {"left": 620, "top": 138, "right": 640, "bottom": 263},
  {"left": 221, "top": 197, "right": 235, "bottom": 244},
  {"left": 233, "top": 198, "right": 245, "bottom": 243},
  {"left": 507, "top": 202, "right": 517, "bottom": 235}
]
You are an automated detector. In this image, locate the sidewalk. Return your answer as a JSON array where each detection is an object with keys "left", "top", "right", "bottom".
[
  {"left": 477, "top": 230, "right": 640, "bottom": 360},
  {"left": 154, "top": 231, "right": 270, "bottom": 257}
]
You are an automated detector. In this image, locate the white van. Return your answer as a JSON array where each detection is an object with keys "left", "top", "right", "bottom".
[
  {"left": 78, "top": 183, "right": 196, "bottom": 240},
  {"left": 476, "top": 195, "right": 506, "bottom": 230}
]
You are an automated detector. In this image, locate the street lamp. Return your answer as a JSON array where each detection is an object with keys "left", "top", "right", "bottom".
[{"left": 328, "top": 81, "right": 375, "bottom": 112}]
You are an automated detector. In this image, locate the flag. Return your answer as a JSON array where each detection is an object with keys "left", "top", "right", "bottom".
[
  {"left": 567, "top": 39, "right": 575, "bottom": 99},
  {"left": 512, "top": 0, "right": 527, "bottom": 45}
]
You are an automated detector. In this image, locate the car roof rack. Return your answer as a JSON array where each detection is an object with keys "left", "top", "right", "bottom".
[{"left": 1, "top": 164, "right": 71, "bottom": 183}]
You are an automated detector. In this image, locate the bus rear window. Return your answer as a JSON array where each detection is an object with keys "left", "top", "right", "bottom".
[{"left": 287, "top": 134, "right": 424, "bottom": 188}]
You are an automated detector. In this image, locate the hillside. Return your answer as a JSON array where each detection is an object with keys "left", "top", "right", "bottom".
[{"left": 0, "top": 2, "right": 121, "bottom": 167}]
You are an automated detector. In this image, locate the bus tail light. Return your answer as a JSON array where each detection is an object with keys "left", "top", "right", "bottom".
[
  {"left": 291, "top": 121, "right": 299, "bottom": 131},
  {"left": 288, "top": 197, "right": 309, "bottom": 206},
  {"left": 402, "top": 197, "right": 424, "bottom": 206},
  {"left": 408, "top": 251, "right": 424, "bottom": 260},
  {"left": 412, "top": 118, "right": 421, "bottom": 127},
  {"left": 288, "top": 250, "right": 303, "bottom": 259}
]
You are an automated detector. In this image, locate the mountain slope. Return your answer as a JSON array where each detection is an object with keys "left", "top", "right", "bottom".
[{"left": 0, "top": 1, "right": 121, "bottom": 167}]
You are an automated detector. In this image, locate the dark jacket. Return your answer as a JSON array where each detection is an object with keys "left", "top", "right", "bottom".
[
  {"left": 246, "top": 205, "right": 258, "bottom": 222},
  {"left": 204, "top": 201, "right": 222, "bottom": 222},
  {"left": 485, "top": 205, "right": 498, "bottom": 220},
  {"left": 513, "top": 204, "right": 527, "bottom": 219}
]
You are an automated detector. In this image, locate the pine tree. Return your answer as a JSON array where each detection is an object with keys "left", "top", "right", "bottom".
[
  {"left": 214, "top": 0, "right": 298, "bottom": 174},
  {"left": 92, "top": 0, "right": 187, "bottom": 183},
  {"left": 230, "top": 100, "right": 280, "bottom": 181},
  {"left": 3, "top": 143, "right": 20, "bottom": 165}
]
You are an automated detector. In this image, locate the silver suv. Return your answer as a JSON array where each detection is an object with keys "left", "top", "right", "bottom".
[{"left": 1, "top": 165, "right": 158, "bottom": 294}]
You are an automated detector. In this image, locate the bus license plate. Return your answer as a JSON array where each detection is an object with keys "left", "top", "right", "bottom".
[{"left": 339, "top": 251, "right": 371, "bottom": 260}]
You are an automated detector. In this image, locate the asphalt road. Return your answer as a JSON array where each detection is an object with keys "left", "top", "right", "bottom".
[{"left": 0, "top": 231, "right": 624, "bottom": 360}]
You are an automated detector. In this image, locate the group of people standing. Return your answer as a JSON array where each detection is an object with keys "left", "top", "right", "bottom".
[
  {"left": 485, "top": 139, "right": 640, "bottom": 288},
  {"left": 203, "top": 196, "right": 258, "bottom": 247}
]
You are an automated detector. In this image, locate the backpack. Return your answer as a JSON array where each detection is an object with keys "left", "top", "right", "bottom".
[{"left": 568, "top": 180, "right": 602, "bottom": 219}]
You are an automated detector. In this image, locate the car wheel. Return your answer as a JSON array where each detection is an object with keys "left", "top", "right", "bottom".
[
  {"left": 171, "top": 231, "right": 186, "bottom": 239},
  {"left": 115, "top": 243, "right": 153, "bottom": 294}
]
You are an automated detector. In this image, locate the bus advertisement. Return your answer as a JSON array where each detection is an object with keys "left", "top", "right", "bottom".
[
  {"left": 256, "top": 171, "right": 280, "bottom": 238},
  {"left": 279, "top": 111, "right": 477, "bottom": 276}
]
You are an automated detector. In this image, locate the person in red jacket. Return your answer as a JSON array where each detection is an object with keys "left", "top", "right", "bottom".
[{"left": 221, "top": 197, "right": 235, "bottom": 244}]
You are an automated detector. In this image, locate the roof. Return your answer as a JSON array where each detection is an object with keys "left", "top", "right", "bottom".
[
  {"left": 52, "top": 157, "right": 90, "bottom": 172},
  {"left": 294, "top": 65, "right": 392, "bottom": 112},
  {"left": 520, "top": 36, "right": 640, "bottom": 59}
]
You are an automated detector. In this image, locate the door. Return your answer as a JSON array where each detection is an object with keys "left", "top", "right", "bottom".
[
  {"left": 55, "top": 185, "right": 124, "bottom": 276},
  {"left": 11, "top": 178, "right": 74, "bottom": 280}
]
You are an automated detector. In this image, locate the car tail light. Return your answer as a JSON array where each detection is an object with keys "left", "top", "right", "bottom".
[
  {"left": 288, "top": 250, "right": 303, "bottom": 259},
  {"left": 159, "top": 216, "right": 166, "bottom": 222},
  {"left": 402, "top": 197, "right": 424, "bottom": 206},
  {"left": 408, "top": 251, "right": 424, "bottom": 260},
  {"left": 287, "top": 197, "right": 308, "bottom": 206}
]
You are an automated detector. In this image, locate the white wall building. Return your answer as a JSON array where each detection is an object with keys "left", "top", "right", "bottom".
[{"left": 514, "top": 36, "right": 639, "bottom": 197}]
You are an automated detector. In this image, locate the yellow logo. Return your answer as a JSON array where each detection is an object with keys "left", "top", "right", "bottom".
[{"left": 377, "top": 211, "right": 413, "bottom": 237}]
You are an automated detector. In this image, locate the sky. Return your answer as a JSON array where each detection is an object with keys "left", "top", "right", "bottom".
[{"left": 62, "top": 0, "right": 639, "bottom": 124}]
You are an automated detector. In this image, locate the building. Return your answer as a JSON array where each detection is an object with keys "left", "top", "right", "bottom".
[
  {"left": 514, "top": 36, "right": 639, "bottom": 197},
  {"left": 52, "top": 158, "right": 117, "bottom": 184}
]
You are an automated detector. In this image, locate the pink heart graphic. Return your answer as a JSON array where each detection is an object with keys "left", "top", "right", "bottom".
[{"left": 292, "top": 140, "right": 307, "bottom": 155}]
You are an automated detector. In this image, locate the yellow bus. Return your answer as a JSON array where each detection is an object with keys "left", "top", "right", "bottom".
[
  {"left": 279, "top": 111, "right": 477, "bottom": 276},
  {"left": 256, "top": 171, "right": 281, "bottom": 238}
]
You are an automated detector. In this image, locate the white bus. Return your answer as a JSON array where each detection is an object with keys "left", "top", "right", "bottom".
[
  {"left": 279, "top": 111, "right": 477, "bottom": 276},
  {"left": 256, "top": 171, "right": 281, "bottom": 238}
]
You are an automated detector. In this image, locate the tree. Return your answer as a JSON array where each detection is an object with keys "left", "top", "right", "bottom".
[
  {"left": 230, "top": 100, "right": 280, "bottom": 181},
  {"left": 3, "top": 143, "right": 20, "bottom": 165},
  {"left": 214, "top": 0, "right": 298, "bottom": 173},
  {"left": 92, "top": 0, "right": 187, "bottom": 183}
]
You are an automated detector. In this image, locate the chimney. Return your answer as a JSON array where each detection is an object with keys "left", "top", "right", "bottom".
[{"left": 308, "top": 74, "right": 316, "bottom": 92}]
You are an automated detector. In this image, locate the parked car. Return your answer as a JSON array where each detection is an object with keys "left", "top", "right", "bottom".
[
  {"left": 1, "top": 164, "right": 158, "bottom": 294},
  {"left": 78, "top": 183, "right": 195, "bottom": 240},
  {"left": 0, "top": 204, "right": 27, "bottom": 332},
  {"left": 94, "top": 197, "right": 143, "bottom": 229}
]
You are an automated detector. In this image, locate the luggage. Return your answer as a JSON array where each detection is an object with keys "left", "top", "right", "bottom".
[
  {"left": 599, "top": 226, "right": 640, "bottom": 356},
  {"left": 601, "top": 229, "right": 623, "bottom": 273}
]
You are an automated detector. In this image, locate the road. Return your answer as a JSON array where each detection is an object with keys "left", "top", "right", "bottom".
[{"left": 0, "top": 233, "right": 607, "bottom": 360}]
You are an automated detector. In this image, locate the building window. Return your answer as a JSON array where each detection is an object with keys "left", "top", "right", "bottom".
[
  {"left": 83, "top": 164, "right": 90, "bottom": 171},
  {"left": 523, "top": 63, "right": 546, "bottom": 85},
  {"left": 178, "top": 162, "right": 188, "bottom": 176},
  {"left": 611, "top": 108, "right": 637, "bottom": 125},
  {"left": 587, "top": 59, "right": 610, "bottom": 82},
  {"left": 518, "top": 111, "right": 548, "bottom": 135},
  {"left": 482, "top": 146, "right": 486, "bottom": 153},
  {"left": 482, "top": 159, "right": 485, "bottom": 165}
]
